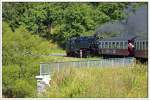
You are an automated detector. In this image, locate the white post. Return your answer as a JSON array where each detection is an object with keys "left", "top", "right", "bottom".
[
  {"left": 35, "top": 75, "right": 51, "bottom": 94},
  {"left": 80, "top": 50, "right": 82, "bottom": 58}
]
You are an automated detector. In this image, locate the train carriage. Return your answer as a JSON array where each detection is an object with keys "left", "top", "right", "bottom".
[
  {"left": 97, "top": 35, "right": 136, "bottom": 57},
  {"left": 134, "top": 37, "right": 148, "bottom": 59}
]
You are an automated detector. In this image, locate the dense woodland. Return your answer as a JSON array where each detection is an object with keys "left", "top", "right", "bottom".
[
  {"left": 2, "top": 2, "right": 146, "bottom": 97},
  {"left": 3, "top": 2, "right": 146, "bottom": 47}
]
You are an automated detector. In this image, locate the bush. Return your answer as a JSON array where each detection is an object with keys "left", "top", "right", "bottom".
[
  {"left": 2, "top": 22, "right": 50, "bottom": 66},
  {"left": 2, "top": 22, "right": 51, "bottom": 97},
  {"left": 2, "top": 64, "right": 38, "bottom": 98},
  {"left": 12, "top": 79, "right": 36, "bottom": 98}
]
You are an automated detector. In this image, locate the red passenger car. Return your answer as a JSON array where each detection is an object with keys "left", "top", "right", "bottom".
[
  {"left": 97, "top": 34, "right": 136, "bottom": 57},
  {"left": 134, "top": 37, "right": 148, "bottom": 59}
]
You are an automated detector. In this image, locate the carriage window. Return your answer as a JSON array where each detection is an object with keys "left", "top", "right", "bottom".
[
  {"left": 143, "top": 41, "right": 145, "bottom": 50},
  {"left": 120, "top": 42, "right": 123, "bottom": 49},
  {"left": 112, "top": 42, "right": 115, "bottom": 48},
  {"left": 122, "top": 42, "right": 124, "bottom": 49},
  {"left": 139, "top": 42, "right": 141, "bottom": 50},
  {"left": 139, "top": 42, "right": 142, "bottom": 50},
  {"left": 125, "top": 42, "right": 128, "bottom": 48},
  {"left": 105, "top": 42, "right": 108, "bottom": 48},
  {"left": 111, "top": 42, "right": 113, "bottom": 48},
  {"left": 141, "top": 42, "right": 143, "bottom": 50},
  {"left": 135, "top": 42, "right": 137, "bottom": 49},
  {"left": 139, "top": 42, "right": 140, "bottom": 50},
  {"left": 137, "top": 42, "right": 139, "bottom": 50},
  {"left": 109, "top": 42, "right": 111, "bottom": 48},
  {"left": 103, "top": 42, "right": 105, "bottom": 48},
  {"left": 123, "top": 41, "right": 126, "bottom": 49},
  {"left": 118, "top": 42, "right": 121, "bottom": 49},
  {"left": 110, "top": 42, "right": 113, "bottom": 48},
  {"left": 141, "top": 41, "right": 143, "bottom": 50},
  {"left": 102, "top": 42, "right": 104, "bottom": 48},
  {"left": 99, "top": 42, "right": 101, "bottom": 48},
  {"left": 119, "top": 42, "right": 121, "bottom": 49},
  {"left": 134, "top": 42, "right": 137, "bottom": 49},
  {"left": 135, "top": 42, "right": 137, "bottom": 50},
  {"left": 116, "top": 42, "right": 119, "bottom": 49}
]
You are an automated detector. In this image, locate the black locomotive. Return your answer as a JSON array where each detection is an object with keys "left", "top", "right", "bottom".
[{"left": 66, "top": 36, "right": 98, "bottom": 57}]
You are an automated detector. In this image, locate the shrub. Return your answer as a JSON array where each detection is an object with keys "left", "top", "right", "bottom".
[{"left": 12, "top": 79, "right": 36, "bottom": 98}]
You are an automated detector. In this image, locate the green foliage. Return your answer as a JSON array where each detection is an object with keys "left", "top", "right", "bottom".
[
  {"left": 3, "top": 74, "right": 36, "bottom": 98},
  {"left": 96, "top": 3, "right": 127, "bottom": 20},
  {"left": 3, "top": 2, "right": 145, "bottom": 47},
  {"left": 2, "top": 22, "right": 50, "bottom": 65},
  {"left": 42, "top": 64, "right": 147, "bottom": 98},
  {"left": 2, "top": 22, "right": 52, "bottom": 97},
  {"left": 2, "top": 3, "right": 29, "bottom": 31},
  {"left": 12, "top": 79, "right": 36, "bottom": 97},
  {"left": 2, "top": 63, "right": 40, "bottom": 97}
]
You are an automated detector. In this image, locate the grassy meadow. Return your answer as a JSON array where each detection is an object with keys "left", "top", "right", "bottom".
[{"left": 40, "top": 63, "right": 147, "bottom": 98}]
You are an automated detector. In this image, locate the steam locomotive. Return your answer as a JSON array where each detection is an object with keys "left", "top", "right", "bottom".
[
  {"left": 66, "top": 34, "right": 148, "bottom": 62},
  {"left": 66, "top": 36, "right": 98, "bottom": 57}
]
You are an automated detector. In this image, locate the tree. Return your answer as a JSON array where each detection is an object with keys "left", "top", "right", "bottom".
[{"left": 3, "top": 2, "right": 145, "bottom": 47}]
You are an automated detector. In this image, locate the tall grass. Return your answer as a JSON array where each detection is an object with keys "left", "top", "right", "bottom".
[{"left": 41, "top": 64, "right": 147, "bottom": 98}]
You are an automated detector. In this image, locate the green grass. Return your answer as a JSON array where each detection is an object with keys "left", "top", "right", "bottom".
[
  {"left": 38, "top": 56, "right": 103, "bottom": 63},
  {"left": 40, "top": 64, "right": 147, "bottom": 98},
  {"left": 48, "top": 49, "right": 65, "bottom": 54}
]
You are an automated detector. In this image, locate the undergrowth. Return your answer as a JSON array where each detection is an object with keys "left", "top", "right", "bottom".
[{"left": 41, "top": 64, "right": 147, "bottom": 98}]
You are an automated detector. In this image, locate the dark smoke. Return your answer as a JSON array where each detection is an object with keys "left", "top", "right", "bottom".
[
  {"left": 95, "top": 4, "right": 148, "bottom": 38},
  {"left": 126, "top": 5, "right": 148, "bottom": 37},
  {"left": 95, "top": 21, "right": 125, "bottom": 38}
]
